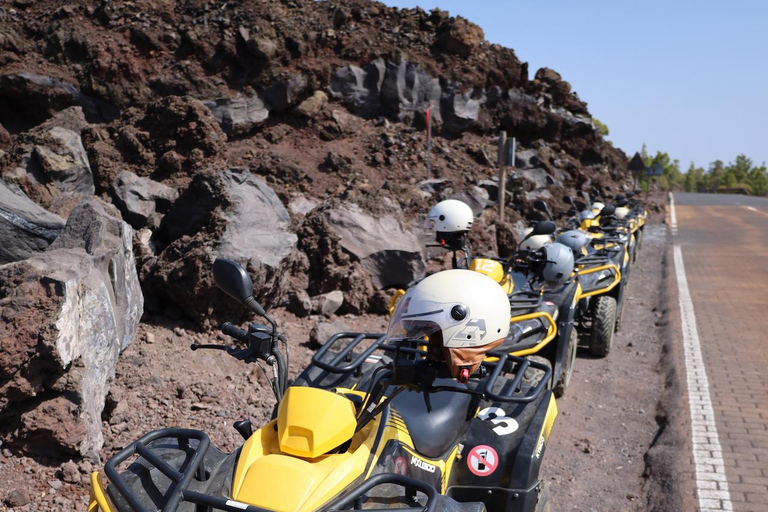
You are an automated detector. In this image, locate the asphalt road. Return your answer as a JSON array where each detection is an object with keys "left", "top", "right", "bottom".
[{"left": 672, "top": 193, "right": 768, "bottom": 512}]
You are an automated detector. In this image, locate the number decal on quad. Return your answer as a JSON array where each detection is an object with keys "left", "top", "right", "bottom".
[
  {"left": 477, "top": 259, "right": 498, "bottom": 272},
  {"left": 467, "top": 445, "right": 499, "bottom": 477},
  {"left": 477, "top": 406, "right": 519, "bottom": 436}
]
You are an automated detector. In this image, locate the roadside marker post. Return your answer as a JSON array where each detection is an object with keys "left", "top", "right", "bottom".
[{"left": 497, "top": 131, "right": 508, "bottom": 222}]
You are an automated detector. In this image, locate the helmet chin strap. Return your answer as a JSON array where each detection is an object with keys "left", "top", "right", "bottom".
[{"left": 458, "top": 367, "right": 471, "bottom": 384}]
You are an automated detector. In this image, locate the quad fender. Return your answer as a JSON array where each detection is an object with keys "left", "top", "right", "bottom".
[{"left": 445, "top": 390, "right": 557, "bottom": 512}]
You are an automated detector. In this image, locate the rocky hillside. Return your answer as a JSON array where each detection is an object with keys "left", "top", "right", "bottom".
[{"left": 0, "top": 0, "right": 632, "bottom": 463}]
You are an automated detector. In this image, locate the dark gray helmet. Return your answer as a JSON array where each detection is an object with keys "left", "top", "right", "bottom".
[
  {"left": 556, "top": 230, "right": 590, "bottom": 253},
  {"left": 541, "top": 242, "right": 575, "bottom": 288}
]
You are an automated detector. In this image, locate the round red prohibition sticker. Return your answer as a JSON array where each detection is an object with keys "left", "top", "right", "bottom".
[
  {"left": 467, "top": 445, "right": 498, "bottom": 477},
  {"left": 393, "top": 456, "right": 407, "bottom": 475}
]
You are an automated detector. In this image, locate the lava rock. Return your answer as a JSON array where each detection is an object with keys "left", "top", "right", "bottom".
[
  {"left": 295, "top": 90, "right": 328, "bottom": 118},
  {"left": 0, "top": 198, "right": 143, "bottom": 459},
  {"left": 111, "top": 171, "right": 179, "bottom": 229},
  {"left": 310, "top": 319, "right": 349, "bottom": 346},
  {"left": 313, "top": 290, "right": 344, "bottom": 317},
  {"left": 5, "top": 488, "right": 30, "bottom": 508},
  {"left": 0, "top": 179, "right": 65, "bottom": 263},
  {"left": 203, "top": 94, "right": 269, "bottom": 136}
]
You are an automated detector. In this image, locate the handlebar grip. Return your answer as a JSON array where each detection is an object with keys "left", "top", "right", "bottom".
[{"left": 221, "top": 322, "right": 248, "bottom": 343}]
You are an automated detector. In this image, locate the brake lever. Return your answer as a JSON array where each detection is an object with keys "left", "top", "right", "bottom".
[{"left": 190, "top": 343, "right": 257, "bottom": 363}]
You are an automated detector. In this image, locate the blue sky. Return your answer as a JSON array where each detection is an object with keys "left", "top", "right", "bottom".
[{"left": 381, "top": 0, "right": 768, "bottom": 169}]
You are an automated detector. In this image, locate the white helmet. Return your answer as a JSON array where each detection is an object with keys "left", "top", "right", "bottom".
[
  {"left": 429, "top": 200, "right": 473, "bottom": 233},
  {"left": 579, "top": 210, "right": 596, "bottom": 222},
  {"left": 590, "top": 201, "right": 605, "bottom": 214},
  {"left": 386, "top": 269, "right": 510, "bottom": 379},
  {"left": 539, "top": 243, "right": 575, "bottom": 288},
  {"left": 520, "top": 227, "right": 552, "bottom": 250},
  {"left": 615, "top": 206, "right": 630, "bottom": 219}
]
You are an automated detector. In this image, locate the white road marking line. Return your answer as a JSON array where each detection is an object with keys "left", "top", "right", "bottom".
[
  {"left": 746, "top": 206, "right": 757, "bottom": 212},
  {"left": 669, "top": 192, "right": 678, "bottom": 235},
  {"left": 670, "top": 197, "right": 733, "bottom": 511}
]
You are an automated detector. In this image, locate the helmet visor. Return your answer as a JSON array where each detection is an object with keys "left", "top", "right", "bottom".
[{"left": 385, "top": 290, "right": 469, "bottom": 343}]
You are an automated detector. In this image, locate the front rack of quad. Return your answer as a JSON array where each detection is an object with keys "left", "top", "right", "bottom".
[
  {"left": 311, "top": 332, "right": 552, "bottom": 404},
  {"left": 95, "top": 430, "right": 457, "bottom": 512}
]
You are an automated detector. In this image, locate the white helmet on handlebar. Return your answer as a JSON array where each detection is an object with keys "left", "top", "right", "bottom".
[
  {"left": 386, "top": 269, "right": 510, "bottom": 380},
  {"left": 615, "top": 206, "right": 630, "bottom": 219},
  {"left": 590, "top": 201, "right": 605, "bottom": 214},
  {"left": 428, "top": 199, "right": 473, "bottom": 233}
]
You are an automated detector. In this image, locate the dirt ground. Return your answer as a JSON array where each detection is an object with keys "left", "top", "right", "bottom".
[
  {"left": 0, "top": 223, "right": 673, "bottom": 512},
  {"left": 541, "top": 221, "right": 671, "bottom": 511}
]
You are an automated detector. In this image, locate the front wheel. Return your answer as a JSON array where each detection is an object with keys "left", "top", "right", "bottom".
[
  {"left": 589, "top": 295, "right": 617, "bottom": 357},
  {"left": 553, "top": 327, "right": 578, "bottom": 398}
]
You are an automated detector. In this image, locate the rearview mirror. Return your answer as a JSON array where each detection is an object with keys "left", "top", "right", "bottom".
[
  {"left": 532, "top": 200, "right": 553, "bottom": 220},
  {"left": 531, "top": 220, "right": 556, "bottom": 236},
  {"left": 213, "top": 258, "right": 254, "bottom": 303}
]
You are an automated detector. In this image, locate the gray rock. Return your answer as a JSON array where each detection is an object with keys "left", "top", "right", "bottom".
[
  {"left": 310, "top": 319, "right": 349, "bottom": 346},
  {"left": 0, "top": 72, "right": 119, "bottom": 126},
  {"left": 30, "top": 126, "right": 95, "bottom": 196},
  {"left": 514, "top": 149, "right": 541, "bottom": 169},
  {"left": 287, "top": 290, "right": 312, "bottom": 317},
  {"left": 417, "top": 177, "right": 450, "bottom": 195},
  {"left": 313, "top": 290, "right": 344, "bottom": 317},
  {"left": 440, "top": 83, "right": 482, "bottom": 132},
  {"left": 263, "top": 74, "right": 307, "bottom": 112},
  {"left": 111, "top": 171, "right": 179, "bottom": 229},
  {"left": 452, "top": 186, "right": 490, "bottom": 216},
  {"left": 288, "top": 196, "right": 318, "bottom": 217},
  {"left": 0, "top": 198, "right": 143, "bottom": 459},
  {"left": 322, "top": 204, "right": 425, "bottom": 289},
  {"left": 203, "top": 94, "right": 269, "bottom": 136},
  {"left": 215, "top": 168, "right": 298, "bottom": 269},
  {"left": 477, "top": 179, "right": 499, "bottom": 202},
  {"left": 514, "top": 168, "right": 558, "bottom": 190},
  {"left": 6, "top": 489, "right": 30, "bottom": 508},
  {"left": 0, "top": 180, "right": 65, "bottom": 263}
]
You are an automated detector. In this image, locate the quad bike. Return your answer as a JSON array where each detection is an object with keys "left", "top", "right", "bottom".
[
  {"left": 422, "top": 202, "right": 577, "bottom": 398},
  {"left": 557, "top": 199, "right": 628, "bottom": 357},
  {"left": 89, "top": 261, "right": 558, "bottom": 512}
]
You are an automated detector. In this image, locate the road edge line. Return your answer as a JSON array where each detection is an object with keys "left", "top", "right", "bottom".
[{"left": 671, "top": 195, "right": 733, "bottom": 512}]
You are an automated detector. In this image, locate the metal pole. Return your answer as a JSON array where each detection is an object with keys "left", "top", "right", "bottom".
[{"left": 497, "top": 131, "right": 507, "bottom": 222}]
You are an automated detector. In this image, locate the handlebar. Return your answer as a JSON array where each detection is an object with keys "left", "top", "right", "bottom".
[{"left": 221, "top": 322, "right": 248, "bottom": 343}]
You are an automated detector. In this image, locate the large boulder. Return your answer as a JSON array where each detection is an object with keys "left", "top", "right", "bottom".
[
  {"left": 434, "top": 16, "right": 485, "bottom": 58},
  {"left": 0, "top": 179, "right": 65, "bottom": 263},
  {"left": 111, "top": 171, "right": 179, "bottom": 229},
  {"left": 0, "top": 198, "right": 143, "bottom": 459},
  {"left": 3, "top": 107, "right": 94, "bottom": 210},
  {"left": 145, "top": 168, "right": 297, "bottom": 326},
  {"left": 321, "top": 203, "right": 425, "bottom": 289}
]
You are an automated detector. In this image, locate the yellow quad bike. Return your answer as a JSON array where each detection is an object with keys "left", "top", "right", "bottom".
[
  {"left": 90, "top": 260, "right": 557, "bottom": 512},
  {"left": 397, "top": 221, "right": 574, "bottom": 398}
]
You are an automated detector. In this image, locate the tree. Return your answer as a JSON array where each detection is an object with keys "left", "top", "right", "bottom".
[{"left": 593, "top": 118, "right": 610, "bottom": 137}]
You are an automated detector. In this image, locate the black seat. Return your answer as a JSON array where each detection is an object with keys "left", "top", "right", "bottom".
[{"left": 391, "top": 379, "right": 473, "bottom": 459}]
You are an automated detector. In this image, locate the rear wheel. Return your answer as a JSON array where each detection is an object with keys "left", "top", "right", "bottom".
[
  {"left": 589, "top": 295, "right": 617, "bottom": 357},
  {"left": 523, "top": 355, "right": 553, "bottom": 390},
  {"left": 534, "top": 481, "right": 551, "bottom": 512},
  {"left": 553, "top": 327, "right": 578, "bottom": 398}
]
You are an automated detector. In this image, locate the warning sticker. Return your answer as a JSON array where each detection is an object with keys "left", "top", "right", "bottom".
[
  {"left": 393, "top": 456, "right": 407, "bottom": 475},
  {"left": 467, "top": 445, "right": 498, "bottom": 477}
]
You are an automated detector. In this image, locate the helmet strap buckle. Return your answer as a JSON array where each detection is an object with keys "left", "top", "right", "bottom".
[{"left": 458, "top": 367, "right": 470, "bottom": 384}]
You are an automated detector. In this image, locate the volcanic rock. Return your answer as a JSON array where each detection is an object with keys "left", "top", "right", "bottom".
[
  {"left": 0, "top": 198, "right": 143, "bottom": 458},
  {"left": 111, "top": 171, "right": 179, "bottom": 229},
  {"left": 147, "top": 168, "right": 297, "bottom": 326},
  {"left": 0, "top": 179, "right": 65, "bottom": 263},
  {"left": 203, "top": 94, "right": 269, "bottom": 136}
]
